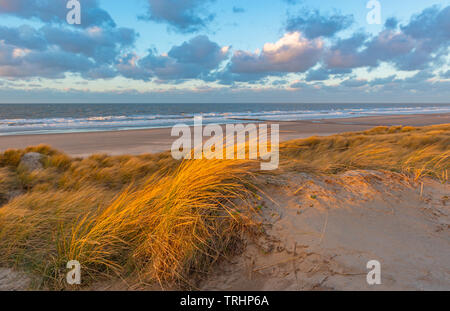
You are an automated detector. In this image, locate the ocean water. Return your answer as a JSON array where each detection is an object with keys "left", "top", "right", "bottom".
[{"left": 0, "top": 103, "right": 449, "bottom": 136}]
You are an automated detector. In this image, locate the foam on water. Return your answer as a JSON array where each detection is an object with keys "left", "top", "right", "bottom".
[{"left": 0, "top": 103, "right": 449, "bottom": 136}]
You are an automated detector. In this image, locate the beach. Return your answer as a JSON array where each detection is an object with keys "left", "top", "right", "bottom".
[
  {"left": 0, "top": 113, "right": 449, "bottom": 291},
  {"left": 1, "top": 0, "right": 449, "bottom": 296},
  {"left": 1, "top": 113, "right": 449, "bottom": 157}
]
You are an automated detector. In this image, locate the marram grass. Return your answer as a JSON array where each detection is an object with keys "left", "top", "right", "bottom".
[
  {"left": 0, "top": 153, "right": 259, "bottom": 289},
  {"left": 0, "top": 124, "right": 448, "bottom": 289},
  {"left": 280, "top": 124, "right": 449, "bottom": 182},
  {"left": 66, "top": 159, "right": 259, "bottom": 288}
]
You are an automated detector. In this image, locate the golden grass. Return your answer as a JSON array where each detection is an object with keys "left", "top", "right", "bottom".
[
  {"left": 0, "top": 167, "right": 19, "bottom": 205},
  {"left": 0, "top": 146, "right": 259, "bottom": 289},
  {"left": 0, "top": 188, "right": 113, "bottom": 288},
  {"left": 280, "top": 124, "right": 449, "bottom": 182},
  {"left": 67, "top": 159, "right": 258, "bottom": 288},
  {"left": 0, "top": 124, "right": 448, "bottom": 289}
]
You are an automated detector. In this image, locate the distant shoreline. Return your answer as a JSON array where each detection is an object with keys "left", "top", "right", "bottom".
[
  {"left": 0, "top": 113, "right": 449, "bottom": 157},
  {"left": 1, "top": 103, "right": 450, "bottom": 137}
]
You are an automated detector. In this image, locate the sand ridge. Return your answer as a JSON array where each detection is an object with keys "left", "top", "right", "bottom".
[{"left": 201, "top": 171, "right": 450, "bottom": 291}]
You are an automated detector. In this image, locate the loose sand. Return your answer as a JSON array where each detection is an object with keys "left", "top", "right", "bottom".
[
  {"left": 0, "top": 268, "right": 30, "bottom": 291},
  {"left": 202, "top": 171, "right": 450, "bottom": 290}
]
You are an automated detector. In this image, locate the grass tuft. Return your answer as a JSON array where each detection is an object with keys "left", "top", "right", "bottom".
[
  {"left": 281, "top": 124, "right": 449, "bottom": 182},
  {"left": 0, "top": 124, "right": 447, "bottom": 289}
]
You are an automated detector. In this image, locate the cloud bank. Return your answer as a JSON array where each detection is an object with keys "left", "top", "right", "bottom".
[{"left": 0, "top": 1, "right": 449, "bottom": 99}]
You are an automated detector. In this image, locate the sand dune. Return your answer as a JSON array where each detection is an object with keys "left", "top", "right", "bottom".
[
  {"left": 0, "top": 121, "right": 448, "bottom": 291},
  {"left": 202, "top": 171, "right": 450, "bottom": 290},
  {"left": 1, "top": 170, "right": 447, "bottom": 291}
]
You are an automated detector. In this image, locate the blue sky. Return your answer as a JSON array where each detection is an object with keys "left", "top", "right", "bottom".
[{"left": 0, "top": 0, "right": 449, "bottom": 103}]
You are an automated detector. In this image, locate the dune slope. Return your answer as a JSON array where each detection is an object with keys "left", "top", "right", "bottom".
[{"left": 202, "top": 171, "right": 450, "bottom": 290}]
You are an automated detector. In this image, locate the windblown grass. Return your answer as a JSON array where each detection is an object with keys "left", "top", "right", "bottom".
[
  {"left": 0, "top": 167, "right": 19, "bottom": 205},
  {"left": 0, "top": 187, "right": 113, "bottom": 288},
  {"left": 0, "top": 124, "right": 447, "bottom": 289},
  {"left": 0, "top": 146, "right": 258, "bottom": 289},
  {"left": 280, "top": 124, "right": 449, "bottom": 182},
  {"left": 67, "top": 159, "right": 258, "bottom": 288}
]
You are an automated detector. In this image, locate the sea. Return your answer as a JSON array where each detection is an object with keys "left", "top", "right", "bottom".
[{"left": 0, "top": 103, "right": 449, "bottom": 136}]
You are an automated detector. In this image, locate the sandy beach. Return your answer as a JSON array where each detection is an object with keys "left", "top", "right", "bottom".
[
  {"left": 0, "top": 114, "right": 448, "bottom": 291},
  {"left": 1, "top": 0, "right": 450, "bottom": 296},
  {"left": 1, "top": 113, "right": 449, "bottom": 157}
]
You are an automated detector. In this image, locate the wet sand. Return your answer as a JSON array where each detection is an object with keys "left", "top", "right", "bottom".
[{"left": 0, "top": 113, "right": 449, "bottom": 157}]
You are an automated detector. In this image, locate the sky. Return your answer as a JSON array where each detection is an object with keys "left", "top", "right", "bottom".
[{"left": 0, "top": 0, "right": 449, "bottom": 103}]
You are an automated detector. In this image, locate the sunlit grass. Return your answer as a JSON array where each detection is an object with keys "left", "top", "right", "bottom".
[
  {"left": 0, "top": 124, "right": 448, "bottom": 289},
  {"left": 280, "top": 124, "right": 449, "bottom": 182},
  {"left": 0, "top": 147, "right": 258, "bottom": 289},
  {"left": 67, "top": 159, "right": 258, "bottom": 288}
]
